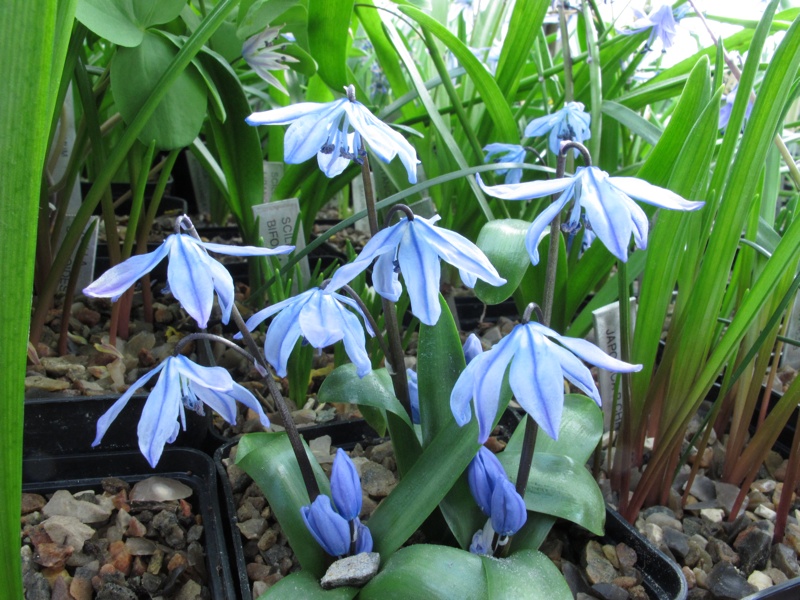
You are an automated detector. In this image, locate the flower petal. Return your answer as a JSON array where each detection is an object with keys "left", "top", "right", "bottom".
[
  {"left": 83, "top": 240, "right": 171, "bottom": 300},
  {"left": 608, "top": 177, "right": 704, "bottom": 211},
  {"left": 137, "top": 360, "right": 182, "bottom": 468},
  {"left": 545, "top": 341, "right": 602, "bottom": 405},
  {"left": 198, "top": 241, "right": 294, "bottom": 256},
  {"left": 535, "top": 323, "right": 643, "bottom": 373},
  {"left": 580, "top": 170, "right": 633, "bottom": 262},
  {"left": 450, "top": 354, "right": 482, "bottom": 426},
  {"left": 327, "top": 221, "right": 407, "bottom": 292},
  {"left": 168, "top": 236, "right": 215, "bottom": 328},
  {"left": 337, "top": 303, "right": 373, "bottom": 377},
  {"left": 331, "top": 448, "right": 362, "bottom": 521},
  {"left": 397, "top": 224, "right": 442, "bottom": 326},
  {"left": 524, "top": 113, "right": 561, "bottom": 138},
  {"left": 525, "top": 192, "right": 572, "bottom": 265},
  {"left": 472, "top": 331, "right": 522, "bottom": 443},
  {"left": 477, "top": 173, "right": 573, "bottom": 201}
]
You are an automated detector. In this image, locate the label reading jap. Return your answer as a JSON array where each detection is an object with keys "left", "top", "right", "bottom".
[{"left": 591, "top": 298, "right": 637, "bottom": 431}]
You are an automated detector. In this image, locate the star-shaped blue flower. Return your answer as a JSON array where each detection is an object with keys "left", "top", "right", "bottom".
[
  {"left": 483, "top": 143, "right": 527, "bottom": 185},
  {"left": 241, "top": 287, "right": 374, "bottom": 378},
  {"left": 246, "top": 85, "right": 419, "bottom": 182},
  {"left": 619, "top": 3, "right": 682, "bottom": 52},
  {"left": 450, "top": 320, "right": 641, "bottom": 443},
  {"left": 328, "top": 214, "right": 506, "bottom": 326},
  {"left": 93, "top": 355, "right": 269, "bottom": 468},
  {"left": 524, "top": 102, "right": 591, "bottom": 157},
  {"left": 478, "top": 167, "right": 705, "bottom": 263},
  {"left": 719, "top": 85, "right": 754, "bottom": 132},
  {"left": 83, "top": 233, "right": 293, "bottom": 328}
]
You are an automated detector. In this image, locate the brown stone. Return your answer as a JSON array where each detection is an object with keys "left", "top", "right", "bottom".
[
  {"left": 127, "top": 516, "right": 147, "bottom": 537},
  {"left": 33, "top": 542, "right": 73, "bottom": 569},
  {"left": 21, "top": 493, "right": 46, "bottom": 515},
  {"left": 108, "top": 540, "right": 131, "bottom": 576},
  {"left": 167, "top": 551, "right": 188, "bottom": 572},
  {"left": 247, "top": 562, "right": 272, "bottom": 582},
  {"left": 616, "top": 543, "right": 637, "bottom": 569},
  {"left": 70, "top": 573, "right": 93, "bottom": 600}
]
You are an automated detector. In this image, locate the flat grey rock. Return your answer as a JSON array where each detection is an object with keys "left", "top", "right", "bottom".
[
  {"left": 130, "top": 476, "right": 192, "bottom": 502},
  {"left": 320, "top": 552, "right": 380, "bottom": 589}
]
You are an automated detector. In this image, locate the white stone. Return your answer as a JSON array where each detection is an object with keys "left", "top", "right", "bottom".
[
  {"left": 755, "top": 504, "right": 777, "bottom": 521},
  {"left": 700, "top": 508, "right": 725, "bottom": 524},
  {"left": 747, "top": 570, "right": 773, "bottom": 591}
]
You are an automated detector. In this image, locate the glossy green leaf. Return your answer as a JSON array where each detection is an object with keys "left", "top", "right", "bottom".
[
  {"left": 236, "top": 432, "right": 331, "bottom": 576},
  {"left": 398, "top": 5, "right": 517, "bottom": 143},
  {"left": 359, "top": 545, "right": 488, "bottom": 599},
  {"left": 474, "top": 219, "right": 531, "bottom": 305},
  {"left": 317, "top": 365, "right": 413, "bottom": 431},
  {"left": 601, "top": 100, "right": 662, "bottom": 146},
  {"left": 418, "top": 295, "right": 466, "bottom": 447},
  {"left": 481, "top": 550, "right": 572, "bottom": 600},
  {"left": 112, "top": 32, "right": 207, "bottom": 149},
  {"left": 259, "top": 571, "right": 358, "bottom": 599},
  {"left": 76, "top": 0, "right": 186, "bottom": 47},
  {"left": 308, "top": 0, "right": 354, "bottom": 90},
  {"left": 494, "top": 0, "right": 548, "bottom": 98}
]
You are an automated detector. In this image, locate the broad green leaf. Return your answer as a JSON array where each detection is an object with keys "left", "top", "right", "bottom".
[
  {"left": 481, "top": 550, "right": 572, "bottom": 600},
  {"left": 360, "top": 545, "right": 488, "bottom": 600},
  {"left": 308, "top": 0, "right": 354, "bottom": 90},
  {"left": 418, "top": 295, "right": 466, "bottom": 447},
  {"left": 601, "top": 101, "right": 662, "bottom": 146},
  {"left": 2, "top": 1, "right": 67, "bottom": 596},
  {"left": 397, "top": 5, "right": 517, "bottom": 143},
  {"left": 112, "top": 32, "right": 207, "bottom": 149},
  {"left": 236, "top": 432, "right": 331, "bottom": 576},
  {"left": 317, "top": 365, "right": 413, "bottom": 431},
  {"left": 474, "top": 219, "right": 531, "bottom": 305},
  {"left": 494, "top": 0, "right": 548, "bottom": 99},
  {"left": 259, "top": 571, "right": 358, "bottom": 599},
  {"left": 499, "top": 451, "right": 605, "bottom": 535},
  {"left": 76, "top": 0, "right": 186, "bottom": 47}
]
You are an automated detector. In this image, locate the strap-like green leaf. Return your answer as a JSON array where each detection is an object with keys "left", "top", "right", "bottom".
[
  {"left": 308, "top": 0, "right": 354, "bottom": 90},
  {"left": 601, "top": 101, "right": 662, "bottom": 147}
]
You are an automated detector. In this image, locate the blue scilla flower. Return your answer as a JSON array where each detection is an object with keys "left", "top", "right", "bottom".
[
  {"left": 328, "top": 213, "right": 505, "bottom": 326},
  {"left": 467, "top": 446, "right": 506, "bottom": 515},
  {"left": 93, "top": 355, "right": 269, "bottom": 468},
  {"left": 719, "top": 85, "right": 754, "bottom": 132},
  {"left": 451, "top": 320, "right": 641, "bottom": 444},
  {"left": 83, "top": 232, "right": 293, "bottom": 329},
  {"left": 331, "top": 448, "right": 362, "bottom": 521},
  {"left": 524, "top": 102, "right": 591, "bottom": 157},
  {"left": 302, "top": 450, "right": 373, "bottom": 557},
  {"left": 619, "top": 3, "right": 682, "bottom": 52},
  {"left": 463, "top": 333, "right": 483, "bottom": 364},
  {"left": 406, "top": 368, "right": 420, "bottom": 424},
  {"left": 491, "top": 478, "right": 527, "bottom": 536},
  {"left": 246, "top": 85, "right": 419, "bottom": 182},
  {"left": 483, "top": 143, "right": 526, "bottom": 185},
  {"left": 240, "top": 287, "right": 374, "bottom": 378},
  {"left": 242, "top": 25, "right": 298, "bottom": 95},
  {"left": 478, "top": 167, "right": 704, "bottom": 264}
]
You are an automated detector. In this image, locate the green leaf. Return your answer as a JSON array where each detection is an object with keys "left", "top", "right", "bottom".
[
  {"left": 493, "top": 0, "right": 548, "bottom": 98},
  {"left": 397, "top": 5, "right": 518, "bottom": 143},
  {"left": 360, "top": 545, "right": 488, "bottom": 599},
  {"left": 236, "top": 432, "right": 331, "bottom": 576},
  {"left": 601, "top": 101, "right": 662, "bottom": 147},
  {"left": 317, "top": 365, "right": 414, "bottom": 431},
  {"left": 308, "top": 0, "right": 354, "bottom": 90},
  {"left": 259, "top": 571, "right": 358, "bottom": 599},
  {"left": 76, "top": 0, "right": 187, "bottom": 47},
  {"left": 481, "top": 550, "right": 572, "bottom": 600},
  {"left": 417, "top": 295, "right": 465, "bottom": 447},
  {"left": 474, "top": 219, "right": 531, "bottom": 305},
  {"left": 112, "top": 31, "right": 207, "bottom": 149}
]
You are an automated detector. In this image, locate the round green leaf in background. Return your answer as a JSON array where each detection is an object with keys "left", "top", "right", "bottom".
[
  {"left": 111, "top": 31, "right": 208, "bottom": 150},
  {"left": 76, "top": 0, "right": 188, "bottom": 47}
]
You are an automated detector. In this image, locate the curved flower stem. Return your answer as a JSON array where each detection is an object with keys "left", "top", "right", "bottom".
[
  {"left": 361, "top": 156, "right": 412, "bottom": 416},
  {"left": 513, "top": 143, "right": 592, "bottom": 499},
  {"left": 180, "top": 216, "right": 321, "bottom": 501},
  {"left": 612, "top": 259, "right": 633, "bottom": 514},
  {"left": 384, "top": 203, "right": 415, "bottom": 226},
  {"left": 174, "top": 332, "right": 264, "bottom": 374}
]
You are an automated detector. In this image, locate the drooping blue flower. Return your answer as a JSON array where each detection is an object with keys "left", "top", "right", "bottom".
[
  {"left": 240, "top": 287, "right": 375, "bottom": 378},
  {"left": 467, "top": 446, "right": 506, "bottom": 515},
  {"left": 301, "top": 496, "right": 351, "bottom": 558},
  {"left": 83, "top": 233, "right": 293, "bottom": 329},
  {"left": 483, "top": 143, "right": 526, "bottom": 185},
  {"left": 463, "top": 333, "right": 484, "bottom": 364},
  {"left": 331, "top": 448, "right": 362, "bottom": 521},
  {"left": 246, "top": 85, "right": 419, "bottom": 182},
  {"left": 478, "top": 167, "right": 705, "bottom": 264},
  {"left": 490, "top": 478, "right": 527, "bottom": 536},
  {"left": 469, "top": 519, "right": 495, "bottom": 555},
  {"left": 450, "top": 320, "right": 642, "bottom": 443},
  {"left": 354, "top": 519, "right": 373, "bottom": 554},
  {"left": 719, "top": 85, "right": 754, "bottom": 132},
  {"left": 406, "top": 368, "right": 420, "bottom": 424},
  {"left": 93, "top": 355, "right": 269, "bottom": 468},
  {"left": 242, "top": 25, "right": 299, "bottom": 95},
  {"left": 524, "top": 102, "right": 591, "bottom": 157},
  {"left": 618, "top": 3, "right": 681, "bottom": 52},
  {"left": 328, "top": 214, "right": 506, "bottom": 326}
]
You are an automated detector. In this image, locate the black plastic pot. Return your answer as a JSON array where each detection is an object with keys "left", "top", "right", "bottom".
[
  {"left": 744, "top": 578, "right": 800, "bottom": 600},
  {"left": 23, "top": 393, "right": 209, "bottom": 458},
  {"left": 23, "top": 447, "right": 235, "bottom": 599},
  {"left": 454, "top": 295, "right": 519, "bottom": 332},
  {"left": 604, "top": 507, "right": 687, "bottom": 600}
]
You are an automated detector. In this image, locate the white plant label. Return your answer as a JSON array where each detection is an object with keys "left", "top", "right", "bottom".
[
  {"left": 351, "top": 172, "right": 374, "bottom": 234},
  {"left": 252, "top": 198, "right": 310, "bottom": 285},
  {"left": 263, "top": 161, "right": 285, "bottom": 203},
  {"left": 592, "top": 298, "right": 637, "bottom": 431}
]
